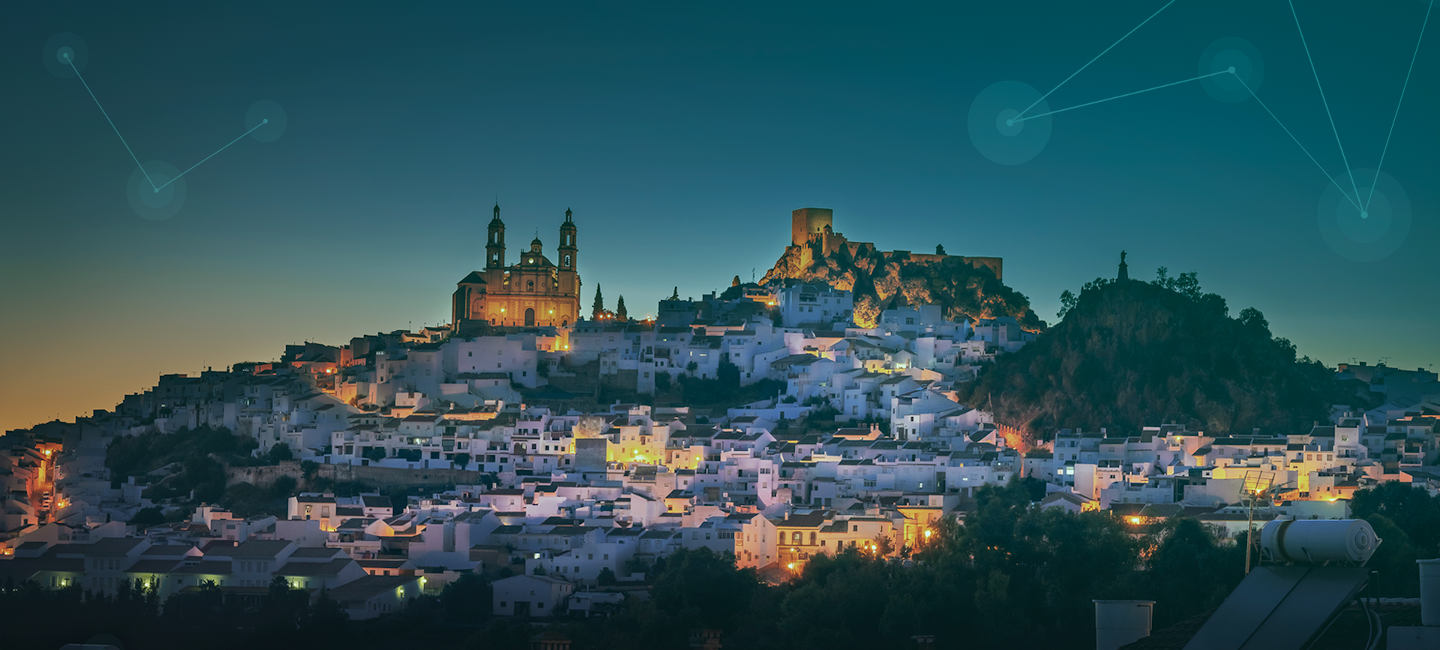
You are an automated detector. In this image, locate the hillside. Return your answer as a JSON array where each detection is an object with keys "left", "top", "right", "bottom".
[
  {"left": 956, "top": 275, "right": 1350, "bottom": 440},
  {"left": 759, "top": 237, "right": 1043, "bottom": 329}
]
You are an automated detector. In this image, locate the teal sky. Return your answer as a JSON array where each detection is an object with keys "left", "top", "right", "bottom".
[{"left": 3, "top": 1, "right": 1437, "bottom": 432}]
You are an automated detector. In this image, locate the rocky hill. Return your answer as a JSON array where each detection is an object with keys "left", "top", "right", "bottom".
[
  {"left": 954, "top": 275, "right": 1357, "bottom": 441},
  {"left": 758, "top": 238, "right": 1043, "bottom": 329}
]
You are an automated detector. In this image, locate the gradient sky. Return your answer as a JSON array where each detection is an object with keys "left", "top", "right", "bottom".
[{"left": 3, "top": 1, "right": 1437, "bottom": 433}]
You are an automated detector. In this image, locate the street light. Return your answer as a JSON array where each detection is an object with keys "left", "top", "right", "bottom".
[{"left": 1242, "top": 470, "right": 1296, "bottom": 575}]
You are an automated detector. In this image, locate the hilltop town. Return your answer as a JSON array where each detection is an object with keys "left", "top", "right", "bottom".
[{"left": 4, "top": 206, "right": 1440, "bottom": 643}]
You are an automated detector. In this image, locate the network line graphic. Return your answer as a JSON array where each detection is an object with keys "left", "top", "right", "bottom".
[
  {"left": 45, "top": 33, "right": 286, "bottom": 219},
  {"left": 969, "top": 0, "right": 1433, "bottom": 261}
]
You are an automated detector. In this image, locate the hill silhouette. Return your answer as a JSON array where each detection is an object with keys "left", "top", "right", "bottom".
[{"left": 957, "top": 272, "right": 1347, "bottom": 440}]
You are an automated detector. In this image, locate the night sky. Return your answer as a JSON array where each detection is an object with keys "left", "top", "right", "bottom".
[{"left": 3, "top": 1, "right": 1437, "bottom": 432}]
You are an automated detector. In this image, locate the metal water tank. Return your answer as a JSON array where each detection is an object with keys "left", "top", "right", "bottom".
[{"left": 1259, "top": 518, "right": 1380, "bottom": 564}]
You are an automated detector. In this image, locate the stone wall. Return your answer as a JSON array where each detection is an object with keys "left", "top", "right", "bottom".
[{"left": 226, "top": 461, "right": 491, "bottom": 489}]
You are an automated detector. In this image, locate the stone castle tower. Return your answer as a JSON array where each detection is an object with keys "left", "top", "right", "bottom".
[
  {"left": 791, "top": 207, "right": 834, "bottom": 246},
  {"left": 452, "top": 205, "right": 582, "bottom": 329}
]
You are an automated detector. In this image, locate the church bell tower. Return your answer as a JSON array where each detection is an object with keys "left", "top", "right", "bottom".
[
  {"left": 558, "top": 208, "right": 577, "bottom": 272},
  {"left": 557, "top": 208, "right": 578, "bottom": 299},
  {"left": 486, "top": 203, "right": 505, "bottom": 269}
]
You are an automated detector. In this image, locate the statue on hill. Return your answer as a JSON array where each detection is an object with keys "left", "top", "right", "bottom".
[{"left": 1117, "top": 250, "right": 1130, "bottom": 282}]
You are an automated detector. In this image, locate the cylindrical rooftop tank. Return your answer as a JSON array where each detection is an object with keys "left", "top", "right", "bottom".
[
  {"left": 1094, "top": 599, "right": 1153, "bottom": 650},
  {"left": 1259, "top": 518, "right": 1381, "bottom": 565}
]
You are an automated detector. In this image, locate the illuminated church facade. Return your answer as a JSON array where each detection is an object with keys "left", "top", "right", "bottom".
[{"left": 452, "top": 205, "right": 581, "bottom": 329}]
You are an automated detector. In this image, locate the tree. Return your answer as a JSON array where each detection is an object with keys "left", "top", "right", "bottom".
[
  {"left": 592, "top": 284, "right": 605, "bottom": 319},
  {"left": 731, "top": 275, "right": 741, "bottom": 287},
  {"left": 267, "top": 442, "right": 294, "bottom": 464},
  {"left": 1238, "top": 307, "right": 1269, "bottom": 333},
  {"left": 1352, "top": 483, "right": 1440, "bottom": 558},
  {"left": 716, "top": 360, "right": 740, "bottom": 393},
  {"left": 597, "top": 567, "right": 617, "bottom": 586},
  {"left": 130, "top": 506, "right": 167, "bottom": 528},
  {"left": 936, "top": 244, "right": 946, "bottom": 255},
  {"left": 269, "top": 475, "right": 298, "bottom": 499},
  {"left": 452, "top": 453, "right": 471, "bottom": 469},
  {"left": 616, "top": 295, "right": 628, "bottom": 321},
  {"left": 300, "top": 460, "right": 319, "bottom": 480},
  {"left": 651, "top": 549, "right": 760, "bottom": 633},
  {"left": 1057, "top": 289, "right": 1077, "bottom": 320},
  {"left": 1141, "top": 518, "right": 1244, "bottom": 627},
  {"left": 258, "top": 576, "right": 310, "bottom": 635},
  {"left": 439, "top": 573, "right": 490, "bottom": 621},
  {"left": 872, "top": 533, "right": 895, "bottom": 557},
  {"left": 303, "top": 589, "right": 349, "bottom": 635}
]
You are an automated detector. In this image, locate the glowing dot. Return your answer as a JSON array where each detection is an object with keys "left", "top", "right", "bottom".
[
  {"left": 57, "top": 47, "right": 74, "bottom": 63},
  {"left": 1227, "top": 66, "right": 1236, "bottom": 74}
]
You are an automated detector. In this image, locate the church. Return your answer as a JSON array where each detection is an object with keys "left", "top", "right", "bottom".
[{"left": 451, "top": 204, "right": 581, "bottom": 329}]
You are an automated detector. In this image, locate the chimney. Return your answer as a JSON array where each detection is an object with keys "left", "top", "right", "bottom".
[{"left": 1094, "top": 600, "right": 1153, "bottom": 650}]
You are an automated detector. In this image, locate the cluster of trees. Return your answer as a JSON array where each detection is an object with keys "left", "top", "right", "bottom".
[
  {"left": 589, "top": 284, "right": 630, "bottom": 321},
  {"left": 652, "top": 360, "right": 785, "bottom": 407},
  {"left": 960, "top": 270, "right": 1351, "bottom": 439},
  {"left": 0, "top": 572, "right": 507, "bottom": 650},
  {"left": 106, "top": 427, "right": 315, "bottom": 521},
  {"left": 1350, "top": 482, "right": 1440, "bottom": 595},
  {"left": 106, "top": 426, "right": 264, "bottom": 503}
]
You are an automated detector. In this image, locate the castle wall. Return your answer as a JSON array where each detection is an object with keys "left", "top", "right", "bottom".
[{"left": 904, "top": 253, "right": 1003, "bottom": 280}]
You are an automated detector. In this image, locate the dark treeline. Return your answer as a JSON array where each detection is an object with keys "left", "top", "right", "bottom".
[
  {"left": 959, "top": 271, "right": 1360, "bottom": 440},
  {"left": 8, "top": 481, "right": 1439, "bottom": 650}
]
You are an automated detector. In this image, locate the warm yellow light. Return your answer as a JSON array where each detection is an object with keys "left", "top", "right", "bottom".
[
  {"left": 786, "top": 562, "right": 796, "bottom": 570},
  {"left": 1127, "top": 516, "right": 1143, "bottom": 525},
  {"left": 923, "top": 529, "right": 932, "bottom": 539},
  {"left": 44, "top": 449, "right": 52, "bottom": 457}
]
